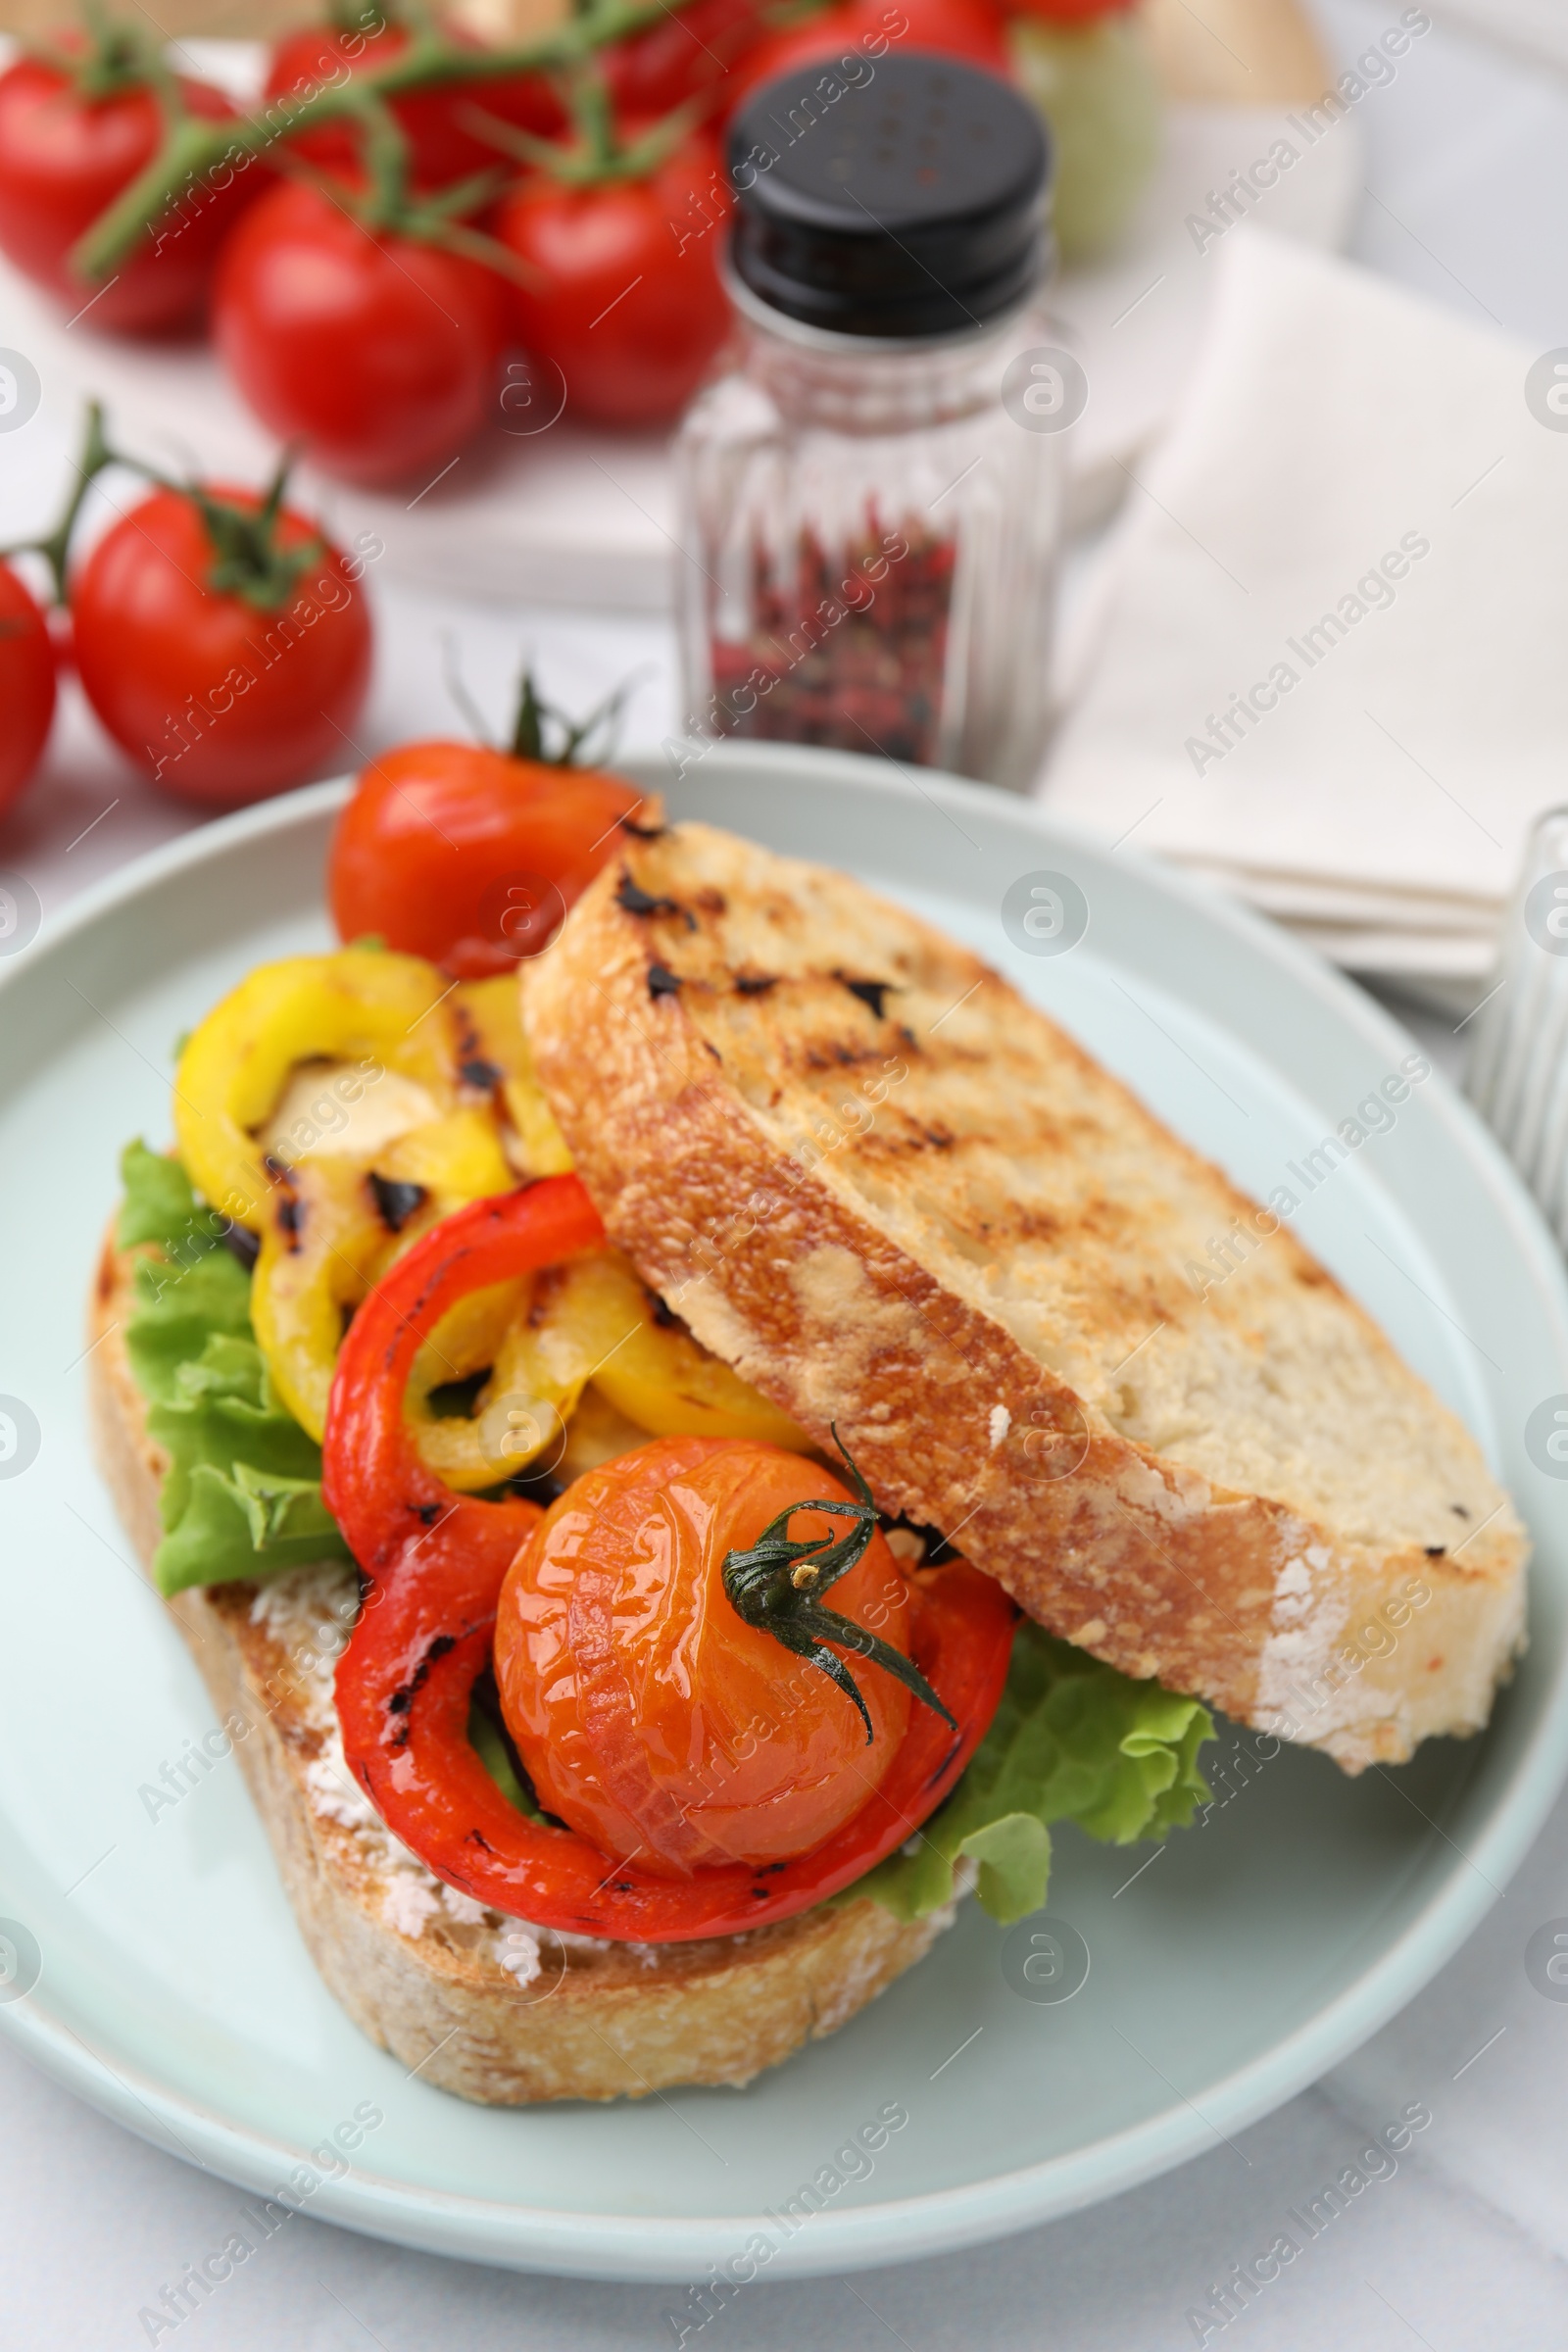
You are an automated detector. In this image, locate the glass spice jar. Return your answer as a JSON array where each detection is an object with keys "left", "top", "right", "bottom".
[{"left": 673, "top": 51, "right": 1067, "bottom": 793}]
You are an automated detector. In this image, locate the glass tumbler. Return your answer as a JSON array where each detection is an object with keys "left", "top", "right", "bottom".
[{"left": 1465, "top": 806, "right": 1568, "bottom": 1246}]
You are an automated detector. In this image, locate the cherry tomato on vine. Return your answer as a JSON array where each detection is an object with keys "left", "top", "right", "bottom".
[
  {"left": 329, "top": 737, "right": 645, "bottom": 974},
  {"left": 493, "top": 132, "right": 732, "bottom": 429},
  {"left": 264, "top": 16, "right": 564, "bottom": 191},
  {"left": 213, "top": 177, "right": 507, "bottom": 485},
  {"left": 728, "top": 0, "right": 1010, "bottom": 110},
  {"left": 0, "top": 564, "right": 56, "bottom": 810},
  {"left": 0, "top": 53, "right": 259, "bottom": 333},
  {"left": 602, "top": 0, "right": 771, "bottom": 119},
  {"left": 496, "top": 1440, "right": 916, "bottom": 1875},
  {"left": 72, "top": 483, "right": 372, "bottom": 807}
]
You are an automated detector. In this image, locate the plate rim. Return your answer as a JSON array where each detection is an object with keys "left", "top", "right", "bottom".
[{"left": 4, "top": 747, "right": 1566, "bottom": 2282}]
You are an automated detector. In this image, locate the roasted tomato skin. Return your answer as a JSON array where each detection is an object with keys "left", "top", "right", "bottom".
[
  {"left": 328, "top": 741, "right": 646, "bottom": 973},
  {"left": 494, "top": 1438, "right": 913, "bottom": 1876}
]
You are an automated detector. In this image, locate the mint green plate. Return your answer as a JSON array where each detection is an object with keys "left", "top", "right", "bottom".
[{"left": 1, "top": 746, "right": 1564, "bottom": 2282}]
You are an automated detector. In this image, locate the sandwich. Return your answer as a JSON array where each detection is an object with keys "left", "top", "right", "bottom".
[{"left": 89, "top": 784, "right": 1528, "bottom": 2107}]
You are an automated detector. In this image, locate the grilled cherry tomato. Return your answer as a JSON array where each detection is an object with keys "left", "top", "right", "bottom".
[
  {"left": 492, "top": 131, "right": 732, "bottom": 428},
  {"left": 729, "top": 0, "right": 1010, "bottom": 110},
  {"left": 495, "top": 1440, "right": 913, "bottom": 1876},
  {"left": 0, "top": 564, "right": 56, "bottom": 809},
  {"left": 0, "top": 52, "right": 256, "bottom": 333},
  {"left": 213, "top": 177, "right": 507, "bottom": 486},
  {"left": 328, "top": 739, "right": 647, "bottom": 974},
  {"left": 324, "top": 1181, "right": 1017, "bottom": 1940},
  {"left": 72, "top": 483, "right": 372, "bottom": 805},
  {"left": 264, "top": 16, "right": 564, "bottom": 190}
]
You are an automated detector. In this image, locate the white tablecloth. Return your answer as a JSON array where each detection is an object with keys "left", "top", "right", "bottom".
[{"left": 5, "top": 0, "right": 1568, "bottom": 2341}]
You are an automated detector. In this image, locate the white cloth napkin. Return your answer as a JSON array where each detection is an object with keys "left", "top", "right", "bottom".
[{"left": 1039, "top": 227, "right": 1568, "bottom": 989}]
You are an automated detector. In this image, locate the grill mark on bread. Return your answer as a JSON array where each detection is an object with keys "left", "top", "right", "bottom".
[
  {"left": 615, "top": 872, "right": 693, "bottom": 927},
  {"left": 838, "top": 976, "right": 894, "bottom": 1019}
]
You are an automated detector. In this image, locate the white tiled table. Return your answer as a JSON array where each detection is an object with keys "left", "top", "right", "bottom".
[{"left": 6, "top": 3, "right": 1568, "bottom": 2342}]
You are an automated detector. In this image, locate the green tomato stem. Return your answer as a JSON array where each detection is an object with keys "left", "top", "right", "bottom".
[{"left": 70, "top": 0, "right": 690, "bottom": 284}]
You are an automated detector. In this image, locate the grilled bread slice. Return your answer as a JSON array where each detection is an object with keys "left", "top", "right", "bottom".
[
  {"left": 87, "top": 1233, "right": 952, "bottom": 2105},
  {"left": 522, "top": 821, "right": 1528, "bottom": 1773}
]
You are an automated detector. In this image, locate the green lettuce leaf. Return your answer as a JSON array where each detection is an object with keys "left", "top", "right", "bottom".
[
  {"left": 117, "top": 1140, "right": 230, "bottom": 1255},
  {"left": 842, "top": 1622, "right": 1212, "bottom": 1926},
  {"left": 116, "top": 1141, "right": 349, "bottom": 1594}
]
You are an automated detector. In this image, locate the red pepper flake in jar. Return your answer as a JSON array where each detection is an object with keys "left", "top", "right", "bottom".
[
  {"left": 709, "top": 515, "right": 956, "bottom": 767},
  {"left": 675, "top": 54, "right": 1063, "bottom": 788}
]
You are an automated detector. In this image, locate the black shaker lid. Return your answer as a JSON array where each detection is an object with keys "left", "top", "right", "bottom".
[{"left": 727, "top": 51, "right": 1052, "bottom": 340}]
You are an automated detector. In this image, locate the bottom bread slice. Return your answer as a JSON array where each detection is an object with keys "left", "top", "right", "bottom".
[{"left": 88, "top": 1236, "right": 951, "bottom": 2105}]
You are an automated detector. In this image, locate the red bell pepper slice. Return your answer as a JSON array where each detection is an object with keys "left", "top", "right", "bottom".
[{"left": 323, "top": 1176, "right": 1017, "bottom": 1942}]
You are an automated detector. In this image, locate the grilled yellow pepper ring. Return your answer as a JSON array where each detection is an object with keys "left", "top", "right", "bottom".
[
  {"left": 564, "top": 1254, "right": 812, "bottom": 1448},
  {"left": 175, "top": 950, "right": 458, "bottom": 1228},
  {"left": 173, "top": 953, "right": 568, "bottom": 1444},
  {"left": 403, "top": 1251, "right": 812, "bottom": 1489}
]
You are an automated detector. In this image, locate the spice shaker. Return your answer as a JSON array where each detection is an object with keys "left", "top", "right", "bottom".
[{"left": 673, "top": 52, "right": 1066, "bottom": 792}]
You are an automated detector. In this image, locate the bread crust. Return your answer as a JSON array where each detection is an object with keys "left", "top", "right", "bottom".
[
  {"left": 522, "top": 822, "right": 1528, "bottom": 1773},
  {"left": 87, "top": 1234, "right": 949, "bottom": 2105}
]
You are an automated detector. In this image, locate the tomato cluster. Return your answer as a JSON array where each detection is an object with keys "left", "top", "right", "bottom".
[
  {"left": 0, "top": 0, "right": 1040, "bottom": 497},
  {"left": 0, "top": 0, "right": 1052, "bottom": 817}
]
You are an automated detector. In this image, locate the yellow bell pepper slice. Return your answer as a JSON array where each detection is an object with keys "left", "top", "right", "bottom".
[
  {"left": 548, "top": 1252, "right": 813, "bottom": 1449},
  {"left": 452, "top": 975, "right": 573, "bottom": 1177},
  {"left": 249, "top": 1158, "right": 391, "bottom": 1440},
  {"left": 402, "top": 1259, "right": 602, "bottom": 1489},
  {"left": 400, "top": 1250, "right": 810, "bottom": 1488},
  {"left": 374, "top": 1109, "right": 514, "bottom": 1210},
  {"left": 403, "top": 1278, "right": 537, "bottom": 1492},
  {"left": 175, "top": 954, "right": 553, "bottom": 1447},
  {"left": 174, "top": 950, "right": 457, "bottom": 1229}
]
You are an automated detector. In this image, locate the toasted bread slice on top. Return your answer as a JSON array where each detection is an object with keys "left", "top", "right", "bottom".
[
  {"left": 87, "top": 1234, "right": 952, "bottom": 2105},
  {"left": 522, "top": 821, "right": 1528, "bottom": 1773}
]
